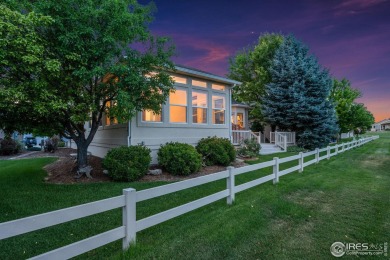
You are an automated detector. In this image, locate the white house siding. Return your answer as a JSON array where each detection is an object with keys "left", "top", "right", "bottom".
[
  {"left": 131, "top": 120, "right": 230, "bottom": 164},
  {"left": 82, "top": 124, "right": 128, "bottom": 158}
]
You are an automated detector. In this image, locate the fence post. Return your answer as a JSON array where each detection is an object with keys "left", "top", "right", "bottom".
[
  {"left": 123, "top": 188, "right": 137, "bottom": 250},
  {"left": 226, "top": 166, "right": 235, "bottom": 205},
  {"left": 284, "top": 136, "right": 287, "bottom": 151},
  {"left": 299, "top": 152, "right": 304, "bottom": 173},
  {"left": 327, "top": 146, "right": 330, "bottom": 160},
  {"left": 273, "top": 157, "right": 279, "bottom": 184},
  {"left": 335, "top": 144, "right": 339, "bottom": 155},
  {"left": 315, "top": 148, "right": 319, "bottom": 163}
]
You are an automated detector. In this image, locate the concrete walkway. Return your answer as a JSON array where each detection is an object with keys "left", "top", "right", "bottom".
[
  {"left": 8, "top": 151, "right": 39, "bottom": 160},
  {"left": 260, "top": 143, "right": 283, "bottom": 155}
]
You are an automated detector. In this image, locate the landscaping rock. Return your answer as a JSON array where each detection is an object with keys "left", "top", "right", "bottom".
[
  {"left": 76, "top": 165, "right": 93, "bottom": 179},
  {"left": 148, "top": 169, "right": 162, "bottom": 175},
  {"left": 103, "top": 169, "right": 109, "bottom": 175}
]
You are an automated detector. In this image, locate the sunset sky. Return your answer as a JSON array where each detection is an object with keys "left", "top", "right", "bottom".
[{"left": 142, "top": 0, "right": 390, "bottom": 122}]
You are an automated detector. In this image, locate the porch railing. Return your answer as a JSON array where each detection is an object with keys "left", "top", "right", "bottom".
[
  {"left": 270, "top": 132, "right": 296, "bottom": 145},
  {"left": 275, "top": 132, "right": 287, "bottom": 151},
  {"left": 232, "top": 131, "right": 260, "bottom": 145}
]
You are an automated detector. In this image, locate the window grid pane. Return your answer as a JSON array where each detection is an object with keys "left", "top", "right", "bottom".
[
  {"left": 192, "top": 80, "right": 207, "bottom": 88},
  {"left": 213, "top": 109, "right": 225, "bottom": 124},
  {"left": 142, "top": 109, "right": 162, "bottom": 122},
  {"left": 170, "top": 106, "right": 187, "bottom": 123},
  {"left": 212, "top": 84, "right": 225, "bottom": 91},
  {"left": 192, "top": 107, "right": 207, "bottom": 124},
  {"left": 172, "top": 76, "right": 187, "bottom": 84},
  {"left": 212, "top": 95, "right": 225, "bottom": 124},
  {"left": 170, "top": 89, "right": 187, "bottom": 105}
]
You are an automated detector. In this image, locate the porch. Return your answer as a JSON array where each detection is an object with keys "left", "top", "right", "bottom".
[{"left": 232, "top": 130, "right": 296, "bottom": 154}]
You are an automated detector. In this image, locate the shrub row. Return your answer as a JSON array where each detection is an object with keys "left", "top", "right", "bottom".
[{"left": 103, "top": 136, "right": 236, "bottom": 181}]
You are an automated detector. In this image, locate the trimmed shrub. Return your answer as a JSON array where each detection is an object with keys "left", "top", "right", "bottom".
[
  {"left": 196, "top": 136, "right": 236, "bottom": 166},
  {"left": 0, "top": 138, "right": 22, "bottom": 155},
  {"left": 286, "top": 145, "right": 306, "bottom": 153},
  {"left": 237, "top": 139, "right": 261, "bottom": 158},
  {"left": 58, "top": 141, "right": 66, "bottom": 148},
  {"left": 103, "top": 145, "right": 151, "bottom": 182},
  {"left": 158, "top": 142, "right": 202, "bottom": 175}
]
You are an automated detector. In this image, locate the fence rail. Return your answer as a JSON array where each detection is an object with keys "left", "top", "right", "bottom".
[{"left": 0, "top": 136, "right": 379, "bottom": 259}]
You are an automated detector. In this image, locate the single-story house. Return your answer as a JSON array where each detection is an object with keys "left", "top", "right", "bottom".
[
  {"left": 371, "top": 118, "right": 390, "bottom": 131},
  {"left": 78, "top": 65, "right": 241, "bottom": 163}
]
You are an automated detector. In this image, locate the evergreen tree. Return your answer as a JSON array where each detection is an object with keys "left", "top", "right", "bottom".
[{"left": 262, "top": 35, "right": 338, "bottom": 149}]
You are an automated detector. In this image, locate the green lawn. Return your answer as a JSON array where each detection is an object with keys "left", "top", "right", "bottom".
[{"left": 0, "top": 133, "right": 389, "bottom": 259}]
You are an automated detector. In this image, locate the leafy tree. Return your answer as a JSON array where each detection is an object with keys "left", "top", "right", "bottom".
[
  {"left": 330, "top": 78, "right": 361, "bottom": 135},
  {"left": 228, "top": 33, "right": 284, "bottom": 131},
  {"left": 350, "top": 103, "right": 375, "bottom": 135},
  {"left": 262, "top": 35, "right": 339, "bottom": 149},
  {"left": 0, "top": 1, "right": 175, "bottom": 169},
  {"left": 330, "top": 78, "right": 374, "bottom": 136},
  {"left": 0, "top": 5, "right": 60, "bottom": 136}
]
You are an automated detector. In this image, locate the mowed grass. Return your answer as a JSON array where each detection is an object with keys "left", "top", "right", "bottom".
[{"left": 0, "top": 132, "right": 389, "bottom": 259}]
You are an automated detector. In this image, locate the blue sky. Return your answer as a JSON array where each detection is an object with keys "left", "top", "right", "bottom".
[{"left": 143, "top": 0, "right": 390, "bottom": 121}]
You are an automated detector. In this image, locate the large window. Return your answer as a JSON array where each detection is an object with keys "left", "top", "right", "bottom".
[
  {"left": 192, "top": 91, "right": 207, "bottom": 124},
  {"left": 212, "top": 95, "right": 225, "bottom": 124},
  {"left": 170, "top": 89, "right": 187, "bottom": 123},
  {"left": 142, "top": 108, "right": 162, "bottom": 122},
  {"left": 105, "top": 101, "right": 118, "bottom": 126}
]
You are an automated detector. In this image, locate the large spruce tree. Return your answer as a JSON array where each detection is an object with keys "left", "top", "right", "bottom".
[{"left": 262, "top": 35, "right": 338, "bottom": 149}]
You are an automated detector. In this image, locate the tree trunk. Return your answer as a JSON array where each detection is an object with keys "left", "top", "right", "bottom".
[{"left": 75, "top": 139, "right": 89, "bottom": 170}]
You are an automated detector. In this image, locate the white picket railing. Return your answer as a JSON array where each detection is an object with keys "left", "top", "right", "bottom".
[
  {"left": 0, "top": 136, "right": 379, "bottom": 259},
  {"left": 270, "top": 131, "right": 296, "bottom": 144},
  {"left": 232, "top": 130, "right": 260, "bottom": 145}
]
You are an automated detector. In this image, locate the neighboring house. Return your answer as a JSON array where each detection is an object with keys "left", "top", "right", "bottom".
[
  {"left": 0, "top": 130, "right": 23, "bottom": 142},
  {"left": 79, "top": 65, "right": 240, "bottom": 163},
  {"left": 371, "top": 118, "right": 390, "bottom": 131}
]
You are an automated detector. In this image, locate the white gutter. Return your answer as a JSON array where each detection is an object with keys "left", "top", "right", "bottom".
[
  {"left": 175, "top": 65, "right": 241, "bottom": 85},
  {"left": 229, "top": 84, "right": 237, "bottom": 142}
]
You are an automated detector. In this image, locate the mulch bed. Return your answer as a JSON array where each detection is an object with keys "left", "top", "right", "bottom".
[{"left": 2, "top": 148, "right": 250, "bottom": 184}]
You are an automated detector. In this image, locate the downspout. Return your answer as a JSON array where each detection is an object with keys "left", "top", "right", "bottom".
[
  {"left": 229, "top": 84, "right": 237, "bottom": 142},
  {"left": 127, "top": 120, "right": 132, "bottom": 147}
]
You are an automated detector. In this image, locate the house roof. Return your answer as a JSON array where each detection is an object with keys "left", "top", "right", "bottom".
[
  {"left": 175, "top": 65, "right": 241, "bottom": 86},
  {"left": 232, "top": 100, "right": 250, "bottom": 108},
  {"left": 375, "top": 118, "right": 390, "bottom": 125}
]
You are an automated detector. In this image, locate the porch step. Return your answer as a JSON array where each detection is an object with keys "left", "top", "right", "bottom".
[{"left": 260, "top": 143, "right": 283, "bottom": 155}]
